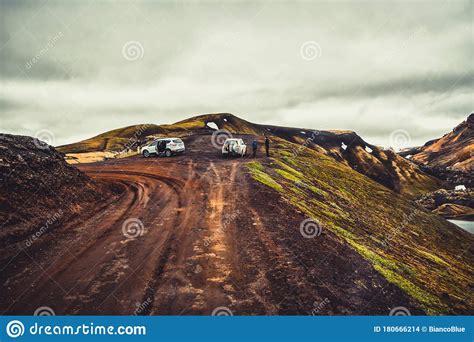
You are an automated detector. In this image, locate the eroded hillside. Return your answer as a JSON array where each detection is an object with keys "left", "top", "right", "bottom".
[
  {"left": 0, "top": 134, "right": 119, "bottom": 260},
  {"left": 57, "top": 113, "right": 443, "bottom": 197},
  {"left": 246, "top": 137, "right": 474, "bottom": 314},
  {"left": 407, "top": 113, "right": 473, "bottom": 172}
]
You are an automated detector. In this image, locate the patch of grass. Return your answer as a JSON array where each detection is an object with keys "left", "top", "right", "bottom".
[
  {"left": 344, "top": 238, "right": 444, "bottom": 314},
  {"left": 272, "top": 159, "right": 304, "bottom": 177},
  {"left": 162, "top": 120, "right": 204, "bottom": 130},
  {"left": 246, "top": 161, "right": 283, "bottom": 192},
  {"left": 417, "top": 249, "right": 450, "bottom": 268},
  {"left": 290, "top": 186, "right": 308, "bottom": 198},
  {"left": 247, "top": 160, "right": 265, "bottom": 171},
  {"left": 307, "top": 185, "right": 329, "bottom": 198},
  {"left": 275, "top": 169, "right": 301, "bottom": 183},
  {"left": 374, "top": 266, "right": 443, "bottom": 315}
]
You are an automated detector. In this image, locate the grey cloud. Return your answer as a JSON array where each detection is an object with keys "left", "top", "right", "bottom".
[
  {"left": 279, "top": 71, "right": 474, "bottom": 110},
  {"left": 0, "top": 0, "right": 472, "bottom": 148}
]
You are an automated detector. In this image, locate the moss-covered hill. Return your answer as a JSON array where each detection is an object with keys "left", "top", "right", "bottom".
[
  {"left": 58, "top": 113, "right": 442, "bottom": 197},
  {"left": 56, "top": 113, "right": 262, "bottom": 154},
  {"left": 246, "top": 137, "right": 474, "bottom": 315}
]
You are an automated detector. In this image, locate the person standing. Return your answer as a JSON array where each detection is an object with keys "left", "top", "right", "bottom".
[
  {"left": 264, "top": 135, "right": 270, "bottom": 157},
  {"left": 252, "top": 139, "right": 258, "bottom": 158}
]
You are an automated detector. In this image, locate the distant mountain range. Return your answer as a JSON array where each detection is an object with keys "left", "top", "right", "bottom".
[
  {"left": 401, "top": 113, "right": 473, "bottom": 172},
  {"left": 58, "top": 113, "right": 444, "bottom": 198}
]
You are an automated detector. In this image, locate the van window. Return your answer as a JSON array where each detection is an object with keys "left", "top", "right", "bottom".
[{"left": 172, "top": 139, "right": 182, "bottom": 143}]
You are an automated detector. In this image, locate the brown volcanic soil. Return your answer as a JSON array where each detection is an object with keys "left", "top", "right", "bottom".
[
  {"left": 234, "top": 173, "right": 424, "bottom": 315},
  {"left": 0, "top": 134, "right": 427, "bottom": 315},
  {"left": 0, "top": 134, "right": 118, "bottom": 252}
]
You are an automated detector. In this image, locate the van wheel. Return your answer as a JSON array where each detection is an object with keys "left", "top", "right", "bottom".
[
  {"left": 165, "top": 149, "right": 172, "bottom": 157},
  {"left": 143, "top": 150, "right": 150, "bottom": 158}
]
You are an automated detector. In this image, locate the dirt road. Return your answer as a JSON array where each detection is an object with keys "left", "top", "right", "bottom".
[
  {"left": 1, "top": 135, "right": 422, "bottom": 315},
  {"left": 2, "top": 153, "right": 236, "bottom": 314}
]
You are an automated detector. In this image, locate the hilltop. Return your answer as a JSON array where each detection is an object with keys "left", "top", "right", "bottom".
[{"left": 58, "top": 113, "right": 443, "bottom": 197}]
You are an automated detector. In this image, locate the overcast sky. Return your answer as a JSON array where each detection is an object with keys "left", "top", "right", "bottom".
[{"left": 0, "top": 0, "right": 472, "bottom": 147}]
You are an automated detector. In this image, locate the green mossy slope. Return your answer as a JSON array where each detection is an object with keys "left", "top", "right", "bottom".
[{"left": 246, "top": 138, "right": 474, "bottom": 315}]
